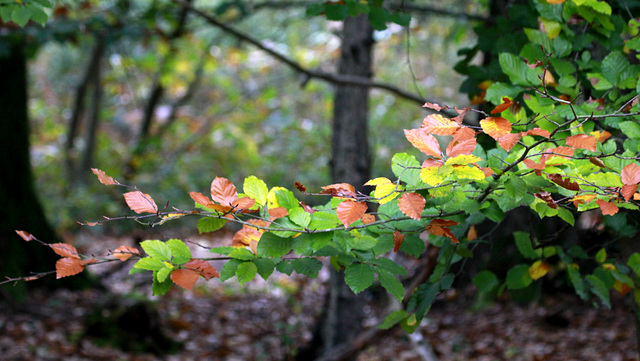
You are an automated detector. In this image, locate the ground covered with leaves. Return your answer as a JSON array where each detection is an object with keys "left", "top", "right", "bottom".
[{"left": 0, "top": 232, "right": 637, "bottom": 360}]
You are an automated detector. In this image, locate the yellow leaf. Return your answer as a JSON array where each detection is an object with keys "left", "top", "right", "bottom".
[
  {"left": 364, "top": 177, "right": 393, "bottom": 186},
  {"left": 420, "top": 165, "right": 453, "bottom": 186},
  {"left": 163, "top": 262, "right": 174, "bottom": 269},
  {"left": 452, "top": 165, "right": 486, "bottom": 180},
  {"left": 267, "top": 186, "right": 287, "bottom": 209},
  {"left": 445, "top": 154, "right": 482, "bottom": 166},
  {"left": 529, "top": 260, "right": 550, "bottom": 280},
  {"left": 375, "top": 183, "right": 400, "bottom": 205}
]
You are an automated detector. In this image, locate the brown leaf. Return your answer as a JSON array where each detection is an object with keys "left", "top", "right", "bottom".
[
  {"left": 429, "top": 219, "right": 460, "bottom": 227},
  {"left": 422, "top": 114, "right": 460, "bottom": 135},
  {"left": 621, "top": 184, "right": 637, "bottom": 202},
  {"left": 467, "top": 225, "right": 478, "bottom": 241},
  {"left": 621, "top": 163, "right": 640, "bottom": 185},
  {"left": 547, "top": 173, "right": 580, "bottom": 191},
  {"left": 426, "top": 221, "right": 459, "bottom": 244},
  {"left": 336, "top": 201, "right": 368, "bottom": 228},
  {"left": 15, "top": 230, "right": 35, "bottom": 242},
  {"left": 490, "top": 97, "right": 513, "bottom": 114},
  {"left": 50, "top": 243, "right": 80, "bottom": 259},
  {"left": 320, "top": 183, "right": 357, "bottom": 198},
  {"left": 526, "top": 128, "right": 550, "bottom": 138},
  {"left": 113, "top": 245, "right": 140, "bottom": 261},
  {"left": 596, "top": 199, "right": 619, "bottom": 216},
  {"left": 422, "top": 102, "right": 449, "bottom": 111},
  {"left": 231, "top": 228, "right": 262, "bottom": 247},
  {"left": 268, "top": 207, "right": 289, "bottom": 220},
  {"left": 299, "top": 202, "right": 317, "bottom": 214},
  {"left": 398, "top": 193, "right": 426, "bottom": 220},
  {"left": 361, "top": 213, "right": 375, "bottom": 225},
  {"left": 232, "top": 196, "right": 256, "bottom": 211},
  {"left": 480, "top": 117, "right": 512, "bottom": 140},
  {"left": 56, "top": 257, "right": 84, "bottom": 279},
  {"left": 91, "top": 168, "right": 118, "bottom": 185},
  {"left": 123, "top": 191, "right": 158, "bottom": 214},
  {"left": 566, "top": 134, "right": 597, "bottom": 152},
  {"left": 190, "top": 192, "right": 215, "bottom": 208},
  {"left": 535, "top": 191, "right": 558, "bottom": 209},
  {"left": 446, "top": 137, "right": 477, "bottom": 158},
  {"left": 589, "top": 157, "right": 607, "bottom": 168},
  {"left": 497, "top": 132, "right": 522, "bottom": 151},
  {"left": 184, "top": 259, "right": 219, "bottom": 281},
  {"left": 393, "top": 231, "right": 405, "bottom": 253},
  {"left": 210, "top": 177, "right": 238, "bottom": 205},
  {"left": 404, "top": 128, "right": 442, "bottom": 158},
  {"left": 171, "top": 268, "right": 199, "bottom": 290},
  {"left": 294, "top": 181, "right": 307, "bottom": 192}
]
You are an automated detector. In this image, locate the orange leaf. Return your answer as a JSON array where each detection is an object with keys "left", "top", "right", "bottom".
[
  {"left": 422, "top": 102, "right": 449, "bottom": 111},
  {"left": 526, "top": 128, "right": 550, "bottom": 138},
  {"left": 336, "top": 201, "right": 368, "bottom": 228},
  {"left": 422, "top": 158, "right": 444, "bottom": 168},
  {"left": 571, "top": 194, "right": 596, "bottom": 207},
  {"left": 422, "top": 114, "right": 460, "bottom": 135},
  {"left": 529, "top": 260, "right": 551, "bottom": 280},
  {"left": 398, "top": 193, "right": 426, "bottom": 220},
  {"left": 15, "top": 230, "right": 35, "bottom": 241},
  {"left": 184, "top": 259, "right": 219, "bottom": 281},
  {"left": 490, "top": 97, "right": 513, "bottom": 114},
  {"left": 614, "top": 280, "right": 632, "bottom": 295},
  {"left": 50, "top": 243, "right": 80, "bottom": 259},
  {"left": 123, "top": 191, "right": 158, "bottom": 214},
  {"left": 56, "top": 257, "right": 84, "bottom": 279},
  {"left": 427, "top": 225, "right": 459, "bottom": 244},
  {"left": 481, "top": 167, "right": 494, "bottom": 178},
  {"left": 497, "top": 132, "right": 522, "bottom": 151},
  {"left": 480, "top": 117, "right": 512, "bottom": 140},
  {"left": 566, "top": 134, "right": 596, "bottom": 152},
  {"left": 543, "top": 71, "right": 557, "bottom": 86},
  {"left": 91, "top": 168, "right": 118, "bottom": 185},
  {"left": 268, "top": 207, "right": 289, "bottom": 220},
  {"left": 171, "top": 268, "right": 200, "bottom": 290},
  {"left": 320, "top": 183, "right": 357, "bottom": 198},
  {"left": 404, "top": 128, "right": 442, "bottom": 158},
  {"left": 446, "top": 137, "right": 477, "bottom": 158},
  {"left": 621, "top": 163, "right": 640, "bottom": 185},
  {"left": 393, "top": 231, "right": 405, "bottom": 253},
  {"left": 452, "top": 127, "right": 476, "bottom": 142},
  {"left": 81, "top": 258, "right": 99, "bottom": 266},
  {"left": 621, "top": 185, "right": 637, "bottom": 202},
  {"left": 467, "top": 225, "right": 478, "bottom": 241},
  {"left": 547, "top": 0, "right": 566, "bottom": 4},
  {"left": 113, "top": 245, "right": 140, "bottom": 261},
  {"left": 231, "top": 228, "right": 262, "bottom": 247},
  {"left": 361, "top": 213, "right": 375, "bottom": 225},
  {"left": 232, "top": 196, "right": 256, "bottom": 211},
  {"left": 523, "top": 158, "right": 545, "bottom": 171},
  {"left": 210, "top": 177, "right": 238, "bottom": 205},
  {"left": 429, "top": 219, "right": 459, "bottom": 227},
  {"left": 596, "top": 199, "right": 619, "bottom": 216},
  {"left": 547, "top": 173, "right": 580, "bottom": 191},
  {"left": 190, "top": 192, "right": 215, "bottom": 208}
]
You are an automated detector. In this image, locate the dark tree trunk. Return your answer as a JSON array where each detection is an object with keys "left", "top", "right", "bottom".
[
  {"left": 0, "top": 34, "right": 92, "bottom": 299},
  {"left": 297, "top": 14, "right": 374, "bottom": 360}
]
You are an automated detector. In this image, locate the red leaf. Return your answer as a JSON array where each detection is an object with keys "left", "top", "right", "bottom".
[
  {"left": 446, "top": 137, "right": 477, "bottom": 158},
  {"left": 596, "top": 199, "right": 619, "bottom": 216},
  {"left": 393, "top": 231, "right": 405, "bottom": 253},
  {"left": 497, "top": 132, "right": 522, "bottom": 151},
  {"left": 566, "top": 134, "right": 597, "bottom": 151},
  {"left": 91, "top": 168, "right": 118, "bottom": 185},
  {"left": 50, "top": 243, "right": 80, "bottom": 259},
  {"left": 361, "top": 213, "right": 375, "bottom": 225},
  {"left": 184, "top": 259, "right": 219, "bottom": 281},
  {"left": 480, "top": 117, "right": 512, "bottom": 140},
  {"left": 113, "top": 245, "right": 140, "bottom": 261},
  {"left": 398, "top": 193, "right": 426, "bottom": 220},
  {"left": 547, "top": 173, "right": 580, "bottom": 191},
  {"left": 621, "top": 184, "right": 638, "bottom": 202},
  {"left": 490, "top": 97, "right": 513, "bottom": 114},
  {"left": 422, "top": 114, "right": 460, "bottom": 135},
  {"left": 15, "top": 230, "right": 35, "bottom": 242},
  {"left": 56, "top": 257, "right": 84, "bottom": 279},
  {"left": 336, "top": 201, "right": 368, "bottom": 228},
  {"left": 422, "top": 102, "right": 449, "bottom": 111},
  {"left": 268, "top": 207, "right": 289, "bottom": 220},
  {"left": 294, "top": 182, "right": 307, "bottom": 192},
  {"left": 404, "top": 128, "right": 442, "bottom": 158},
  {"left": 210, "top": 177, "right": 238, "bottom": 205},
  {"left": 171, "top": 268, "right": 200, "bottom": 290},
  {"left": 190, "top": 192, "right": 215, "bottom": 208},
  {"left": 320, "top": 183, "right": 357, "bottom": 198},
  {"left": 621, "top": 163, "right": 640, "bottom": 185},
  {"left": 123, "top": 191, "right": 158, "bottom": 214},
  {"left": 526, "top": 128, "right": 551, "bottom": 138}
]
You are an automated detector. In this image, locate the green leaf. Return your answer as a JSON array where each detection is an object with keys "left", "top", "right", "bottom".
[
  {"left": 506, "top": 264, "right": 533, "bottom": 290},
  {"left": 352, "top": 235, "right": 377, "bottom": 251},
  {"left": 378, "top": 310, "right": 408, "bottom": 329},
  {"left": 309, "top": 211, "right": 339, "bottom": 230},
  {"left": 243, "top": 176, "right": 268, "bottom": 205},
  {"left": 368, "top": 6, "right": 390, "bottom": 31},
  {"left": 601, "top": 51, "right": 636, "bottom": 89},
  {"left": 505, "top": 174, "right": 527, "bottom": 202},
  {"left": 152, "top": 275, "right": 173, "bottom": 296},
  {"left": 374, "top": 258, "right": 408, "bottom": 275},
  {"left": 197, "top": 217, "right": 227, "bottom": 233},
  {"left": 586, "top": 274, "right": 611, "bottom": 308},
  {"left": 140, "top": 240, "right": 172, "bottom": 262},
  {"left": 252, "top": 258, "right": 274, "bottom": 280},
  {"left": 473, "top": 270, "right": 499, "bottom": 292},
  {"left": 619, "top": 121, "right": 640, "bottom": 139},
  {"left": 228, "top": 248, "right": 256, "bottom": 261},
  {"left": 514, "top": 232, "right": 541, "bottom": 259},
  {"left": 391, "top": 153, "right": 421, "bottom": 187},
  {"left": 274, "top": 189, "right": 299, "bottom": 211},
  {"left": 372, "top": 235, "right": 394, "bottom": 256},
  {"left": 0, "top": 5, "right": 13, "bottom": 23},
  {"left": 291, "top": 258, "right": 323, "bottom": 278},
  {"left": 257, "top": 232, "right": 293, "bottom": 258},
  {"left": 12, "top": 6, "right": 32, "bottom": 27},
  {"left": 567, "top": 264, "right": 588, "bottom": 300},
  {"left": 166, "top": 239, "right": 191, "bottom": 265},
  {"left": 345, "top": 263, "right": 375, "bottom": 294},
  {"left": 276, "top": 260, "right": 295, "bottom": 275},
  {"left": 399, "top": 234, "right": 425, "bottom": 258},
  {"left": 628, "top": 253, "right": 640, "bottom": 276},
  {"left": 156, "top": 266, "right": 173, "bottom": 283},
  {"left": 289, "top": 207, "right": 311, "bottom": 228},
  {"left": 26, "top": 4, "right": 47, "bottom": 25},
  {"left": 595, "top": 248, "right": 607, "bottom": 263},
  {"left": 133, "top": 257, "right": 165, "bottom": 271},
  {"left": 378, "top": 270, "right": 405, "bottom": 302},
  {"left": 499, "top": 53, "right": 538, "bottom": 86},
  {"left": 556, "top": 207, "right": 575, "bottom": 226},
  {"left": 220, "top": 259, "right": 241, "bottom": 281},
  {"left": 236, "top": 261, "right": 257, "bottom": 285},
  {"left": 411, "top": 282, "right": 439, "bottom": 318}
]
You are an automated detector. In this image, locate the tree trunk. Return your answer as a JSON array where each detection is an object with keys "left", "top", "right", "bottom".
[
  {"left": 297, "top": 14, "right": 374, "bottom": 360},
  {"left": 0, "top": 33, "right": 92, "bottom": 299}
]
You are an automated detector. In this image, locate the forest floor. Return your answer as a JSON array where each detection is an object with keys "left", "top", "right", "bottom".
[{"left": 0, "top": 230, "right": 637, "bottom": 361}]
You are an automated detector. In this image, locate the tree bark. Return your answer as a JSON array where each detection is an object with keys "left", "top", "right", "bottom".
[
  {"left": 297, "top": 14, "right": 374, "bottom": 360},
  {"left": 0, "top": 34, "right": 92, "bottom": 298}
]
